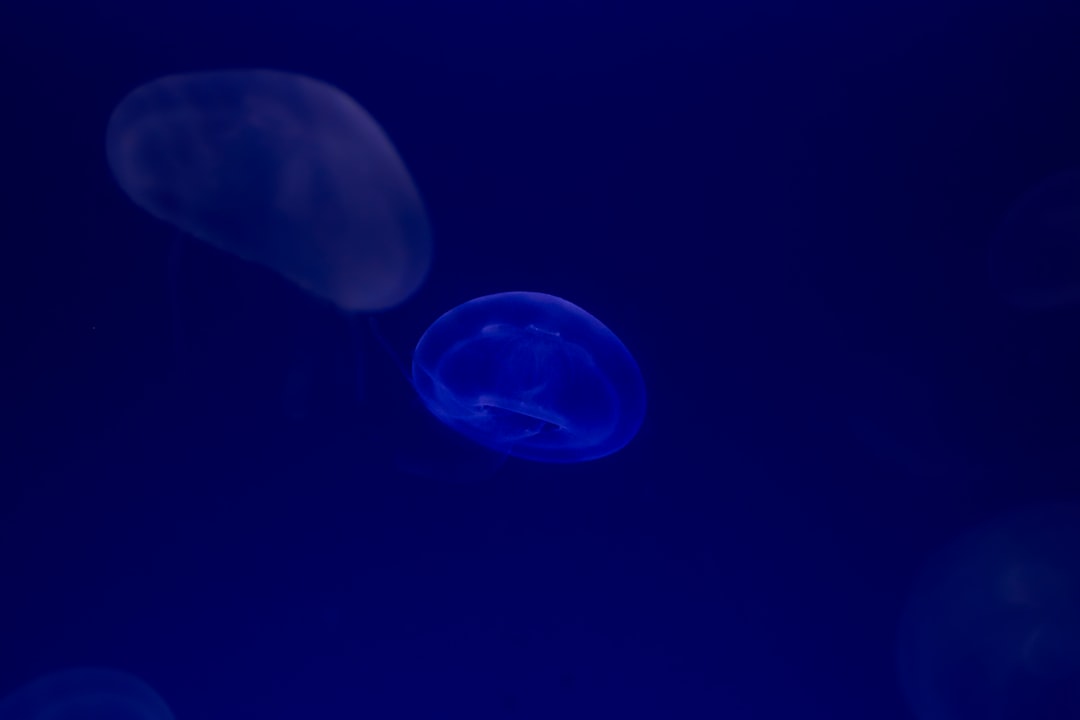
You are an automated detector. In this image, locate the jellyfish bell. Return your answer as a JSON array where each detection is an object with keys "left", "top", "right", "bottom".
[
  {"left": 410, "top": 291, "right": 646, "bottom": 463},
  {"left": 897, "top": 503, "right": 1080, "bottom": 720},
  {"left": 105, "top": 68, "right": 432, "bottom": 313},
  {"left": 0, "top": 667, "right": 173, "bottom": 720}
]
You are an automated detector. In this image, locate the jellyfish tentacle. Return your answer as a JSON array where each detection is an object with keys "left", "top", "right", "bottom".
[
  {"left": 165, "top": 230, "right": 188, "bottom": 375},
  {"left": 367, "top": 313, "right": 411, "bottom": 385}
]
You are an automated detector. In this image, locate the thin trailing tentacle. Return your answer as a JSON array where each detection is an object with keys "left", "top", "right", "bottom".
[
  {"left": 366, "top": 313, "right": 412, "bottom": 386},
  {"left": 166, "top": 231, "right": 187, "bottom": 373}
]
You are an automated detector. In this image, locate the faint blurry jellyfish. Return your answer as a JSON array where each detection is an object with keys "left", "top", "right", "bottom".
[
  {"left": 106, "top": 69, "right": 432, "bottom": 312},
  {"left": 989, "top": 169, "right": 1080, "bottom": 309},
  {"left": 0, "top": 667, "right": 173, "bottom": 720},
  {"left": 411, "top": 291, "right": 646, "bottom": 463},
  {"left": 897, "top": 503, "right": 1080, "bottom": 720}
]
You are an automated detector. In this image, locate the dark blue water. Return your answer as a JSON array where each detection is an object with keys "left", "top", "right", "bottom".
[{"left": 4, "top": 1, "right": 1080, "bottom": 718}]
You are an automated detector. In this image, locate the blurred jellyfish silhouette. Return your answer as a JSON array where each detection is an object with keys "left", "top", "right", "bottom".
[
  {"left": 106, "top": 69, "right": 431, "bottom": 418},
  {"left": 0, "top": 667, "right": 173, "bottom": 720},
  {"left": 106, "top": 68, "right": 432, "bottom": 312},
  {"left": 409, "top": 292, "right": 646, "bottom": 463},
  {"left": 989, "top": 169, "right": 1080, "bottom": 310},
  {"left": 897, "top": 503, "right": 1080, "bottom": 720}
]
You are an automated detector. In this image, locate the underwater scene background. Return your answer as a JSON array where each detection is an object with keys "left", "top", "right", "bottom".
[{"left": 5, "top": 1, "right": 1080, "bottom": 718}]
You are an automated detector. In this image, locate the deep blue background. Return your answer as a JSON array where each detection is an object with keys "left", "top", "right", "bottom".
[{"left": 3, "top": 1, "right": 1080, "bottom": 718}]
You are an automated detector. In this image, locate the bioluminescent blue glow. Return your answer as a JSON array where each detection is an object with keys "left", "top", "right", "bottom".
[
  {"left": 0, "top": 667, "right": 173, "bottom": 720},
  {"left": 411, "top": 291, "right": 645, "bottom": 463},
  {"left": 105, "top": 68, "right": 432, "bottom": 312},
  {"left": 897, "top": 503, "right": 1080, "bottom": 720}
]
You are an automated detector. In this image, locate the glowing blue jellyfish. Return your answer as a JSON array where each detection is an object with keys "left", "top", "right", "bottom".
[
  {"left": 989, "top": 168, "right": 1080, "bottom": 310},
  {"left": 106, "top": 69, "right": 432, "bottom": 312},
  {"left": 0, "top": 667, "right": 173, "bottom": 720},
  {"left": 897, "top": 503, "right": 1080, "bottom": 720},
  {"left": 411, "top": 291, "right": 645, "bottom": 463}
]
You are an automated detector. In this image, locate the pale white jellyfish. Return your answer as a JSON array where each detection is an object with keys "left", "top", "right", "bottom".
[{"left": 106, "top": 69, "right": 432, "bottom": 312}]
